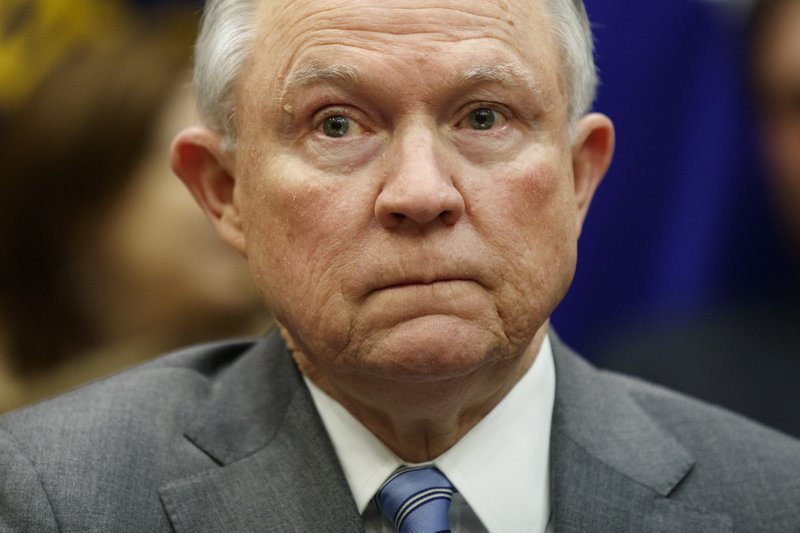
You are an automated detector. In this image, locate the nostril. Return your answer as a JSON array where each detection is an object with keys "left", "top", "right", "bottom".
[
  {"left": 439, "top": 210, "right": 458, "bottom": 225},
  {"left": 375, "top": 210, "right": 406, "bottom": 229}
]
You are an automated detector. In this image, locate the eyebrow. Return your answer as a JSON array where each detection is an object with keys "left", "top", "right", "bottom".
[
  {"left": 279, "top": 61, "right": 543, "bottom": 102},
  {"left": 458, "top": 63, "right": 543, "bottom": 98},
  {"left": 279, "top": 61, "right": 362, "bottom": 101}
]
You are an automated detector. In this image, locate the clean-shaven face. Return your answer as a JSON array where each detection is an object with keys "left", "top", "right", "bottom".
[{"left": 229, "top": 0, "right": 581, "bottom": 384}]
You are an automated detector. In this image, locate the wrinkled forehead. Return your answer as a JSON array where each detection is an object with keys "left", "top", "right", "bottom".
[
  {"left": 240, "top": 0, "right": 564, "bottom": 95},
  {"left": 256, "top": 0, "right": 547, "bottom": 38}
]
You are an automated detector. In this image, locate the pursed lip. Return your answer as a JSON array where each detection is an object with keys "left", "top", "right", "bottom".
[
  {"left": 367, "top": 274, "right": 482, "bottom": 296},
  {"left": 354, "top": 255, "right": 493, "bottom": 300},
  {"left": 380, "top": 277, "right": 468, "bottom": 290}
]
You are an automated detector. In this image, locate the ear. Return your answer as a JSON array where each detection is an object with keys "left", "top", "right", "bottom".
[
  {"left": 171, "top": 127, "right": 246, "bottom": 254},
  {"left": 571, "top": 113, "right": 615, "bottom": 237}
]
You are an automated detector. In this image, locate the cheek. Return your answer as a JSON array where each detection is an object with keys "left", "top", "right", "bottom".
[
  {"left": 515, "top": 161, "right": 577, "bottom": 283},
  {"left": 483, "top": 158, "right": 576, "bottom": 261},
  {"left": 237, "top": 167, "right": 364, "bottom": 348},
  {"left": 473, "top": 160, "right": 577, "bottom": 340}
]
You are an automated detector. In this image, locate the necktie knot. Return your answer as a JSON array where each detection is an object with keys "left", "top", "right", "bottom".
[{"left": 375, "top": 466, "right": 456, "bottom": 533}]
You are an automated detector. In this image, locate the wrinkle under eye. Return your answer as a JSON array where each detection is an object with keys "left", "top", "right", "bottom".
[{"left": 323, "top": 115, "right": 350, "bottom": 137}]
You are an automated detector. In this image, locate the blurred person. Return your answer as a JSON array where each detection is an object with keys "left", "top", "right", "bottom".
[
  {"left": 599, "top": 0, "right": 800, "bottom": 437},
  {"left": 752, "top": 0, "right": 800, "bottom": 258},
  {"left": 0, "top": 6, "right": 268, "bottom": 412}
]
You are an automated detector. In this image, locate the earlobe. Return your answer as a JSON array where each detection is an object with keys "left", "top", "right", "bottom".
[
  {"left": 571, "top": 113, "right": 615, "bottom": 237},
  {"left": 171, "top": 127, "right": 246, "bottom": 254}
]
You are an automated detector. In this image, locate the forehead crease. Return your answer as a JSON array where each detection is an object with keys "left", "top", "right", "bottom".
[
  {"left": 322, "top": 5, "right": 511, "bottom": 37},
  {"left": 249, "top": 0, "right": 561, "bottom": 108},
  {"left": 264, "top": 0, "right": 531, "bottom": 49}
]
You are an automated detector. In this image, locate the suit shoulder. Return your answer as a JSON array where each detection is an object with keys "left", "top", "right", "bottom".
[
  {"left": 605, "top": 369, "right": 800, "bottom": 450},
  {"left": 602, "top": 369, "right": 800, "bottom": 502},
  {"left": 551, "top": 339, "right": 800, "bottom": 531},
  {"left": 0, "top": 425, "right": 58, "bottom": 531},
  {"left": 0, "top": 338, "right": 266, "bottom": 531},
  {"left": 0, "top": 338, "right": 257, "bottom": 453}
]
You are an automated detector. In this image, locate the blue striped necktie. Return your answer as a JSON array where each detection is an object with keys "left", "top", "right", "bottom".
[{"left": 375, "top": 466, "right": 456, "bottom": 533}]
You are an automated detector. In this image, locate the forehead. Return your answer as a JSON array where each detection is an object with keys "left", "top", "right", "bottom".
[
  {"left": 258, "top": 0, "right": 544, "bottom": 39},
  {"left": 241, "top": 0, "right": 563, "bottom": 99}
]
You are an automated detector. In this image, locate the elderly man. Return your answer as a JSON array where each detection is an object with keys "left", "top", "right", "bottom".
[{"left": 1, "top": 0, "right": 799, "bottom": 531}]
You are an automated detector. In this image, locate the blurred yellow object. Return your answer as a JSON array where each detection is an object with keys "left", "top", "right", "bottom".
[{"left": 0, "top": 0, "right": 127, "bottom": 110}]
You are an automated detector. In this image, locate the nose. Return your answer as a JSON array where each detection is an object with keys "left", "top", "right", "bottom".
[{"left": 375, "top": 128, "right": 465, "bottom": 230}]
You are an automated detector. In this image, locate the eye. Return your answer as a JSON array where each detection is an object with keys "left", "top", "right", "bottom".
[
  {"left": 322, "top": 115, "right": 350, "bottom": 137},
  {"left": 467, "top": 108, "right": 497, "bottom": 130}
]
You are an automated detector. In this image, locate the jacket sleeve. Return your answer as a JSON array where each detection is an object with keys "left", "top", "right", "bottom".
[{"left": 0, "top": 425, "right": 58, "bottom": 532}]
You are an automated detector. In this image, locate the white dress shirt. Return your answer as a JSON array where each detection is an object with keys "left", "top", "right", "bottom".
[{"left": 305, "top": 334, "right": 556, "bottom": 533}]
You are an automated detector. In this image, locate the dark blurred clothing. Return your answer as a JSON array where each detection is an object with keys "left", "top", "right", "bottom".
[{"left": 599, "top": 290, "right": 800, "bottom": 438}]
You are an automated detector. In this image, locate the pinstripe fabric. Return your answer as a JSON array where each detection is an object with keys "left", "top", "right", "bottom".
[{"left": 375, "top": 466, "right": 455, "bottom": 533}]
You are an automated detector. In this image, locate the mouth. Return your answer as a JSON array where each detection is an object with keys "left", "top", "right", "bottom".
[
  {"left": 370, "top": 276, "right": 479, "bottom": 297},
  {"left": 356, "top": 258, "right": 490, "bottom": 301}
]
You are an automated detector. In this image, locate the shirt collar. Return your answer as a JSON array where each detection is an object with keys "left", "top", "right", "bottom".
[{"left": 305, "top": 334, "right": 555, "bottom": 532}]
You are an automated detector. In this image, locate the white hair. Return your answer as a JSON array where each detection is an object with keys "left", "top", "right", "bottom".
[
  {"left": 546, "top": 0, "right": 598, "bottom": 125},
  {"left": 194, "top": 0, "right": 598, "bottom": 143}
]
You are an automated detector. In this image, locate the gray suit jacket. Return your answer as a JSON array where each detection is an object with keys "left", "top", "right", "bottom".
[{"left": 1, "top": 329, "right": 799, "bottom": 532}]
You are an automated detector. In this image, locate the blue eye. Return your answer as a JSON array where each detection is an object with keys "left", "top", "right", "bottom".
[
  {"left": 322, "top": 115, "right": 350, "bottom": 137},
  {"left": 467, "top": 108, "right": 496, "bottom": 130}
]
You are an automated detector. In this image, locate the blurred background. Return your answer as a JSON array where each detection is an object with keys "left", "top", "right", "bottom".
[
  {"left": 0, "top": 0, "right": 269, "bottom": 412},
  {"left": 1, "top": 0, "right": 797, "bottom": 434},
  {"left": 562, "top": 0, "right": 800, "bottom": 438}
]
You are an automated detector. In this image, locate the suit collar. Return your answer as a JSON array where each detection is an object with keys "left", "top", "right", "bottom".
[
  {"left": 548, "top": 332, "right": 731, "bottom": 532},
  {"left": 159, "top": 329, "right": 732, "bottom": 532},
  {"left": 182, "top": 330, "right": 299, "bottom": 465},
  {"left": 159, "top": 330, "right": 364, "bottom": 532}
]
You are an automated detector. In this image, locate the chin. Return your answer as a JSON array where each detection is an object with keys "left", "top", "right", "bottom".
[{"left": 358, "top": 315, "right": 506, "bottom": 383}]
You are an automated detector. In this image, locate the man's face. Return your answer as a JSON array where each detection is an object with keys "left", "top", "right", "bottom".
[{"left": 224, "top": 0, "right": 600, "bottom": 383}]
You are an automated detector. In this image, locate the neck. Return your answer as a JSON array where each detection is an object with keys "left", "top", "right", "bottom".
[{"left": 290, "top": 324, "right": 547, "bottom": 463}]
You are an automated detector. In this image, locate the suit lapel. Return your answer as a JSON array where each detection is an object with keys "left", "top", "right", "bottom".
[
  {"left": 158, "top": 331, "right": 364, "bottom": 532},
  {"left": 548, "top": 333, "right": 732, "bottom": 532},
  {"left": 157, "top": 328, "right": 733, "bottom": 531}
]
